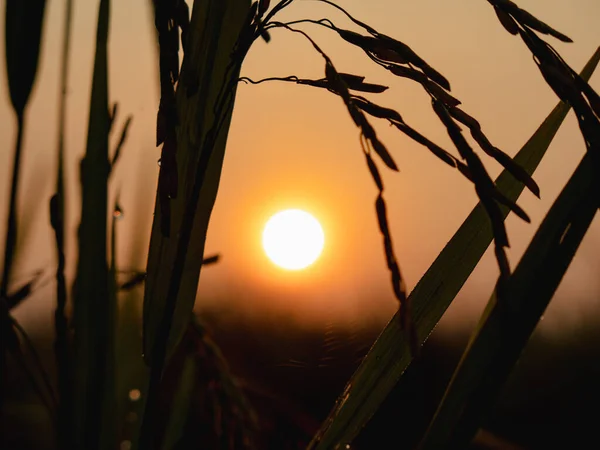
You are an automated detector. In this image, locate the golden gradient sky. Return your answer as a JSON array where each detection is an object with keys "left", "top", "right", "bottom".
[{"left": 0, "top": 0, "right": 599, "bottom": 336}]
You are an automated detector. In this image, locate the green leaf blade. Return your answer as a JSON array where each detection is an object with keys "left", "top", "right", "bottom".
[
  {"left": 419, "top": 152, "right": 598, "bottom": 449},
  {"left": 309, "top": 46, "right": 600, "bottom": 450},
  {"left": 142, "top": 0, "right": 249, "bottom": 370}
]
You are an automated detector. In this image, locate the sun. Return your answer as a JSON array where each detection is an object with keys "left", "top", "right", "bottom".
[{"left": 262, "top": 209, "right": 325, "bottom": 271}]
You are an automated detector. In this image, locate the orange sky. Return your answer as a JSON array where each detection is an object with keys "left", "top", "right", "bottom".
[{"left": 0, "top": 0, "right": 599, "bottom": 336}]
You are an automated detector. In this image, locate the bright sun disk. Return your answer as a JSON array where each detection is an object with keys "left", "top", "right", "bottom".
[{"left": 262, "top": 209, "right": 325, "bottom": 270}]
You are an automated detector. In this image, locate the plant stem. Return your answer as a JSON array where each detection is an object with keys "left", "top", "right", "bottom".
[
  {"left": 53, "top": 0, "right": 74, "bottom": 447},
  {"left": 1, "top": 113, "right": 24, "bottom": 298}
]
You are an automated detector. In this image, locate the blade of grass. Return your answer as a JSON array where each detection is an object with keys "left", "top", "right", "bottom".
[
  {"left": 143, "top": 0, "right": 249, "bottom": 366},
  {"left": 2, "top": 0, "right": 47, "bottom": 295},
  {"left": 419, "top": 151, "right": 598, "bottom": 449},
  {"left": 1, "top": 0, "right": 47, "bottom": 412},
  {"left": 72, "top": 0, "right": 111, "bottom": 448},
  {"left": 309, "top": 46, "right": 600, "bottom": 449},
  {"left": 98, "top": 200, "right": 121, "bottom": 450},
  {"left": 5, "top": 271, "right": 43, "bottom": 310},
  {"left": 140, "top": 0, "right": 250, "bottom": 446}
]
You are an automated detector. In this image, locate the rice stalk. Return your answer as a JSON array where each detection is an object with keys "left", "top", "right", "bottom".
[
  {"left": 72, "top": 0, "right": 111, "bottom": 448},
  {"left": 308, "top": 46, "right": 600, "bottom": 450},
  {"left": 1, "top": 0, "right": 47, "bottom": 296},
  {"left": 98, "top": 200, "right": 122, "bottom": 450},
  {"left": 50, "top": 0, "right": 74, "bottom": 446},
  {"left": 1, "top": 0, "right": 47, "bottom": 412},
  {"left": 140, "top": 1, "right": 250, "bottom": 447}
]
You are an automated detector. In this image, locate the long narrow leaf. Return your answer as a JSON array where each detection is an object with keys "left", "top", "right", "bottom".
[
  {"left": 3, "top": 0, "right": 47, "bottom": 116},
  {"left": 99, "top": 201, "right": 120, "bottom": 450},
  {"left": 143, "top": 0, "right": 250, "bottom": 366},
  {"left": 140, "top": 0, "right": 250, "bottom": 445},
  {"left": 72, "top": 1, "right": 111, "bottom": 448},
  {"left": 2, "top": 0, "right": 47, "bottom": 291},
  {"left": 2, "top": 0, "right": 47, "bottom": 413},
  {"left": 309, "top": 47, "right": 600, "bottom": 449},
  {"left": 419, "top": 152, "right": 598, "bottom": 449}
]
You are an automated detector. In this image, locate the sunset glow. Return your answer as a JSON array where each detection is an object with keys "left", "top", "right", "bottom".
[{"left": 262, "top": 209, "right": 325, "bottom": 270}]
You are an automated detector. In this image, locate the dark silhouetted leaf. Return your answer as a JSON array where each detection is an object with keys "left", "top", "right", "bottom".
[
  {"left": 6, "top": 271, "right": 42, "bottom": 310},
  {"left": 4, "top": 0, "right": 47, "bottom": 115},
  {"left": 120, "top": 272, "right": 147, "bottom": 291},
  {"left": 2, "top": 0, "right": 47, "bottom": 304},
  {"left": 110, "top": 115, "right": 133, "bottom": 171},
  {"left": 72, "top": 0, "right": 111, "bottom": 448},
  {"left": 120, "top": 255, "right": 219, "bottom": 292},
  {"left": 201, "top": 254, "right": 220, "bottom": 266},
  {"left": 142, "top": 2, "right": 250, "bottom": 447},
  {"left": 108, "top": 102, "right": 118, "bottom": 130},
  {"left": 420, "top": 153, "right": 597, "bottom": 449}
]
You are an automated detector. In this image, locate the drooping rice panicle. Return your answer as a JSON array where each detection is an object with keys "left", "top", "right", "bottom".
[
  {"left": 489, "top": 1, "right": 600, "bottom": 161},
  {"left": 263, "top": 8, "right": 539, "bottom": 285},
  {"left": 260, "top": 22, "right": 420, "bottom": 351}
]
